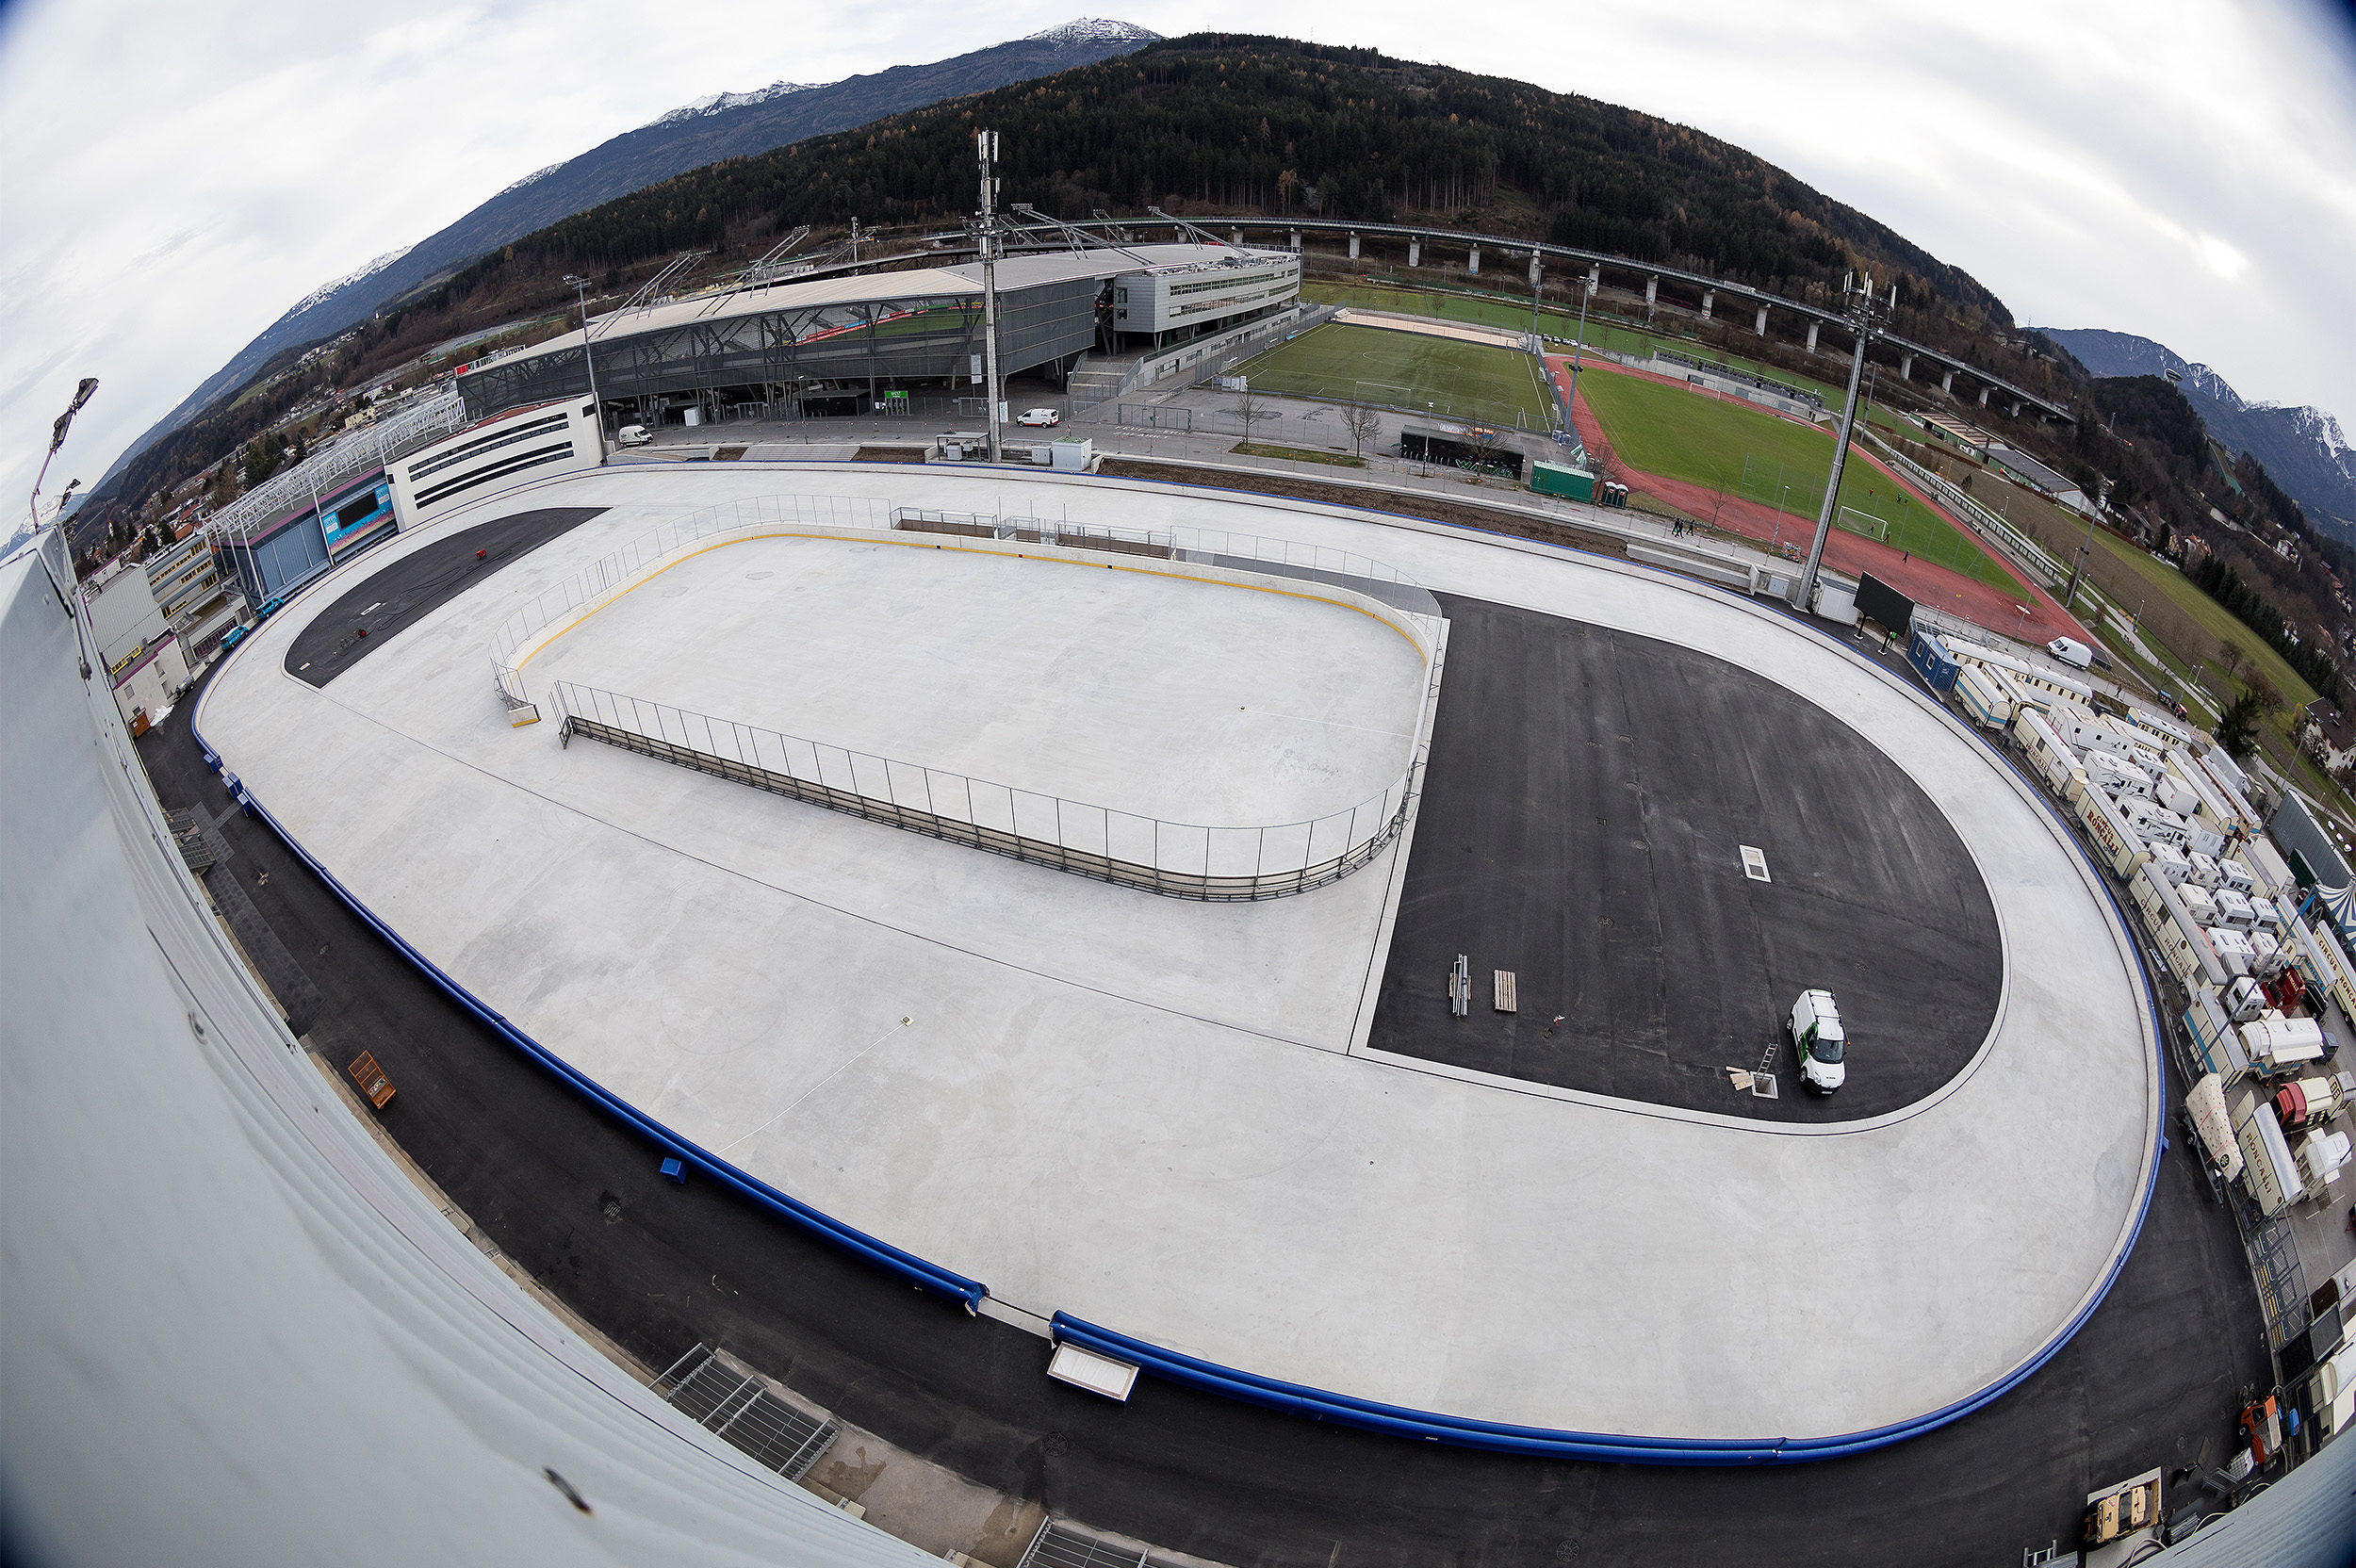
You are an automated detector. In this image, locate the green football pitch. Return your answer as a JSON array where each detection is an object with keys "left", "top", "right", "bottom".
[
  {"left": 1227, "top": 322, "right": 1559, "bottom": 430},
  {"left": 1578, "top": 368, "right": 2030, "bottom": 597}
]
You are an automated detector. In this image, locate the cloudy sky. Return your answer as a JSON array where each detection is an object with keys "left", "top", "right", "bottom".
[{"left": 3, "top": 0, "right": 2351, "bottom": 526}]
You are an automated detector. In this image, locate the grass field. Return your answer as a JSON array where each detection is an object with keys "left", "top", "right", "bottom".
[
  {"left": 2082, "top": 527, "right": 2318, "bottom": 707},
  {"left": 1577, "top": 368, "right": 2029, "bottom": 596},
  {"left": 1231, "top": 321, "right": 1557, "bottom": 429},
  {"left": 1302, "top": 279, "right": 1924, "bottom": 440}
]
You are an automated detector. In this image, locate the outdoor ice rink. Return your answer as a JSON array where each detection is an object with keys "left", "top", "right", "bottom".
[{"left": 196, "top": 459, "right": 2161, "bottom": 1446}]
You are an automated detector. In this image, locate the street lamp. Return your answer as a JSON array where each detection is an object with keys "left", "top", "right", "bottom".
[
  {"left": 28, "top": 377, "right": 98, "bottom": 534},
  {"left": 563, "top": 277, "right": 607, "bottom": 460}
]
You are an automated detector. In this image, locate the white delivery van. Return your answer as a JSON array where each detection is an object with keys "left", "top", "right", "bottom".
[
  {"left": 615, "top": 424, "right": 652, "bottom": 447},
  {"left": 1788, "top": 989, "right": 1847, "bottom": 1094},
  {"left": 2048, "top": 636, "right": 2095, "bottom": 670}
]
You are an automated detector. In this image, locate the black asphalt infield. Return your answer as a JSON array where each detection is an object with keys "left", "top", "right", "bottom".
[
  {"left": 285, "top": 507, "right": 605, "bottom": 687},
  {"left": 1371, "top": 594, "right": 2004, "bottom": 1122}
]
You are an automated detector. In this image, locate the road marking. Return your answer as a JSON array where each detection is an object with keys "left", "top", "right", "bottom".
[{"left": 361, "top": 602, "right": 383, "bottom": 614}]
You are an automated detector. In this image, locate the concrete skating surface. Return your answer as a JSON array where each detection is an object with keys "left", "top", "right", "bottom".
[
  {"left": 196, "top": 456, "right": 2159, "bottom": 1445},
  {"left": 525, "top": 533, "right": 1424, "bottom": 827}
]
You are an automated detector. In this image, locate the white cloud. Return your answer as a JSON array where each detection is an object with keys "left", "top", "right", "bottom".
[{"left": 2, "top": 0, "right": 2350, "bottom": 530}]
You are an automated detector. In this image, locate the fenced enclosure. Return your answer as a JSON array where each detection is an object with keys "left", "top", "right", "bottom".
[
  {"left": 550, "top": 680, "right": 1420, "bottom": 901},
  {"left": 490, "top": 493, "right": 1444, "bottom": 704},
  {"left": 491, "top": 491, "right": 1437, "bottom": 897}
]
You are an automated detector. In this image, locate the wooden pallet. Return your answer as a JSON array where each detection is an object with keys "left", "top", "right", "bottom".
[{"left": 1494, "top": 971, "right": 1517, "bottom": 1012}]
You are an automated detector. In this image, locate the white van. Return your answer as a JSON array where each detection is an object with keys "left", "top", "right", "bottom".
[
  {"left": 2048, "top": 637, "right": 2095, "bottom": 671},
  {"left": 1789, "top": 989, "right": 1848, "bottom": 1094},
  {"left": 615, "top": 424, "right": 652, "bottom": 448}
]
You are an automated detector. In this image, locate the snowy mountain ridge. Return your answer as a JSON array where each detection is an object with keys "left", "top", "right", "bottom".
[
  {"left": 286, "top": 244, "right": 416, "bottom": 320},
  {"left": 2044, "top": 326, "right": 2356, "bottom": 532},
  {"left": 646, "top": 80, "right": 819, "bottom": 128},
  {"left": 1025, "top": 18, "right": 1160, "bottom": 42}
]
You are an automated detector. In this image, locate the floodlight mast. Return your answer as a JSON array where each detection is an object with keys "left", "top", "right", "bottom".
[
  {"left": 563, "top": 275, "right": 606, "bottom": 461},
  {"left": 1793, "top": 274, "right": 1892, "bottom": 613},
  {"left": 977, "top": 129, "right": 1004, "bottom": 463}
]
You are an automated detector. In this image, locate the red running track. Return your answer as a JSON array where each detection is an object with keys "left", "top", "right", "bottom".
[{"left": 1546, "top": 354, "right": 2092, "bottom": 647}]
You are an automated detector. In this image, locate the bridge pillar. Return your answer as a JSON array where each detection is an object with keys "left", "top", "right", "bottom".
[
  {"left": 1530, "top": 253, "right": 1542, "bottom": 286},
  {"left": 1408, "top": 238, "right": 1419, "bottom": 268},
  {"left": 1645, "top": 276, "right": 1658, "bottom": 308},
  {"left": 2009, "top": 400, "right": 2021, "bottom": 417},
  {"left": 1754, "top": 304, "right": 1768, "bottom": 336},
  {"left": 1589, "top": 264, "right": 1600, "bottom": 294},
  {"left": 1288, "top": 230, "right": 1300, "bottom": 252},
  {"left": 1978, "top": 386, "right": 1990, "bottom": 407},
  {"left": 1468, "top": 245, "right": 1481, "bottom": 276},
  {"left": 1941, "top": 368, "right": 1955, "bottom": 393},
  {"left": 1701, "top": 288, "right": 1713, "bottom": 321},
  {"left": 1232, "top": 229, "right": 1244, "bottom": 246},
  {"left": 1899, "top": 353, "right": 1913, "bottom": 381},
  {"left": 1348, "top": 232, "right": 1359, "bottom": 260},
  {"left": 1806, "top": 321, "right": 1819, "bottom": 353}
]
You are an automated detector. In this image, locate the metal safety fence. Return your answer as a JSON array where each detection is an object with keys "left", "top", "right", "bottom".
[{"left": 548, "top": 679, "right": 1417, "bottom": 901}]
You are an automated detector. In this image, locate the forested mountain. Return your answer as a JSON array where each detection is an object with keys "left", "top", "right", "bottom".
[
  {"left": 466, "top": 35, "right": 2009, "bottom": 329},
  {"left": 2045, "top": 327, "right": 2356, "bottom": 536},
  {"left": 87, "top": 20, "right": 1160, "bottom": 506}
]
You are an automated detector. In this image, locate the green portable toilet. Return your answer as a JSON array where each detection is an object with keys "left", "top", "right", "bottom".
[{"left": 1529, "top": 461, "right": 1596, "bottom": 502}]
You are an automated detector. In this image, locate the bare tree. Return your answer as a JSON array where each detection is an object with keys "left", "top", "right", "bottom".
[
  {"left": 1232, "top": 385, "right": 1269, "bottom": 450},
  {"left": 1341, "top": 401, "right": 1383, "bottom": 462}
]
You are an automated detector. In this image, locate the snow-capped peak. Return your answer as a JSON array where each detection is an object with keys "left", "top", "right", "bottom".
[
  {"left": 286, "top": 244, "right": 416, "bottom": 319},
  {"left": 1024, "top": 18, "right": 1160, "bottom": 43},
  {"left": 499, "top": 162, "right": 564, "bottom": 197},
  {"left": 646, "top": 80, "right": 819, "bottom": 128}
]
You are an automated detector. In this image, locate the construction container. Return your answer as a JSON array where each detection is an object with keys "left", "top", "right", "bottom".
[{"left": 1527, "top": 461, "right": 1596, "bottom": 502}]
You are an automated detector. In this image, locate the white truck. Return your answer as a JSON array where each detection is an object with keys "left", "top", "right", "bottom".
[{"left": 1788, "top": 989, "right": 1848, "bottom": 1095}]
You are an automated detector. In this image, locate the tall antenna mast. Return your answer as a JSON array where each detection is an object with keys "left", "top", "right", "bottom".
[{"left": 977, "top": 129, "right": 1004, "bottom": 464}]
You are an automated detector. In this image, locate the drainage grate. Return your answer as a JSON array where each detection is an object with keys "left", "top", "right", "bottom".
[
  {"left": 1018, "top": 1520, "right": 1150, "bottom": 1568},
  {"left": 655, "top": 1345, "right": 839, "bottom": 1481},
  {"left": 1741, "top": 846, "right": 1771, "bottom": 882}
]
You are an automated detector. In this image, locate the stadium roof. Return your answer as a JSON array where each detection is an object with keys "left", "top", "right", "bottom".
[{"left": 478, "top": 242, "right": 1281, "bottom": 380}]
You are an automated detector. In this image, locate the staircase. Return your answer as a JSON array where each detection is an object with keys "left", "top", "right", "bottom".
[{"left": 1067, "top": 350, "right": 1146, "bottom": 412}]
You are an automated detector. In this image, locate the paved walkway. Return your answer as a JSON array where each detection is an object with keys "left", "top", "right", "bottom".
[{"left": 1547, "top": 354, "right": 2093, "bottom": 645}]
